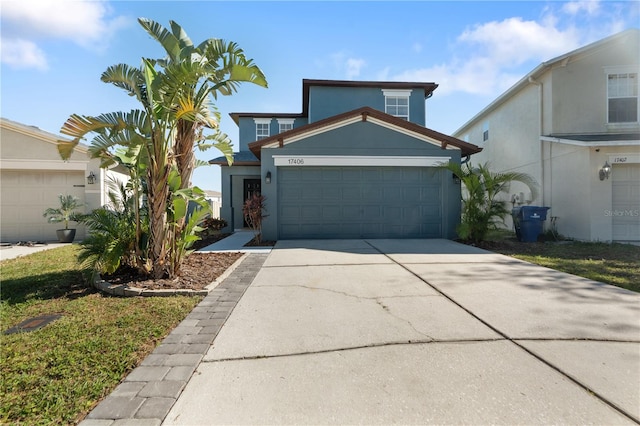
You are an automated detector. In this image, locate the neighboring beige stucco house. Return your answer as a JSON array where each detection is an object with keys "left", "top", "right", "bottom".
[
  {"left": 1, "top": 118, "right": 127, "bottom": 242},
  {"left": 454, "top": 29, "right": 640, "bottom": 242}
]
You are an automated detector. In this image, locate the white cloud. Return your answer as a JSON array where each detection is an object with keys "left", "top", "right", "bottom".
[
  {"left": 1, "top": 0, "right": 129, "bottom": 69},
  {"left": 327, "top": 51, "right": 367, "bottom": 79},
  {"left": 387, "top": 1, "right": 636, "bottom": 98},
  {"left": 0, "top": 37, "right": 48, "bottom": 71},
  {"left": 562, "top": 1, "right": 601, "bottom": 16},
  {"left": 345, "top": 58, "right": 366, "bottom": 79},
  {"left": 458, "top": 17, "right": 581, "bottom": 66},
  {"left": 391, "top": 16, "right": 586, "bottom": 96}
]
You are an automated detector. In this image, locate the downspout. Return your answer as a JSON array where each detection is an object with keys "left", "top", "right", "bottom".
[{"left": 528, "top": 76, "right": 545, "bottom": 207}]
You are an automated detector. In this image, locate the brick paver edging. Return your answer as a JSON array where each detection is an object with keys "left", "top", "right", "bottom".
[
  {"left": 79, "top": 253, "right": 269, "bottom": 426},
  {"left": 92, "top": 252, "right": 248, "bottom": 297}
]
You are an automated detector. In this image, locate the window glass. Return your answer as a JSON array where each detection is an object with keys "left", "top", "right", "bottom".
[{"left": 608, "top": 73, "right": 638, "bottom": 123}]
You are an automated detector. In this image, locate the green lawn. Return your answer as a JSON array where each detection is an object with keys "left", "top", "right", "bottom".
[
  {"left": 485, "top": 239, "right": 640, "bottom": 293},
  {"left": 0, "top": 245, "right": 202, "bottom": 425}
]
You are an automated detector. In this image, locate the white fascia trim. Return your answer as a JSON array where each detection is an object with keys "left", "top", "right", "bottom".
[
  {"left": 253, "top": 118, "right": 272, "bottom": 124},
  {"left": 540, "top": 135, "right": 640, "bottom": 147},
  {"left": 260, "top": 116, "right": 362, "bottom": 148},
  {"left": 382, "top": 89, "right": 412, "bottom": 97},
  {"left": 0, "top": 159, "right": 88, "bottom": 171},
  {"left": 276, "top": 118, "right": 295, "bottom": 125},
  {"left": 273, "top": 155, "right": 450, "bottom": 167},
  {"left": 367, "top": 116, "right": 460, "bottom": 150}
]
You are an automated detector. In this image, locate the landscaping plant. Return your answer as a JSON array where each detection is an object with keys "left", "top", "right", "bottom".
[
  {"left": 243, "top": 193, "right": 267, "bottom": 244},
  {"left": 77, "top": 179, "right": 146, "bottom": 276},
  {"left": 43, "top": 194, "right": 83, "bottom": 230},
  {"left": 443, "top": 162, "right": 538, "bottom": 244},
  {"left": 57, "top": 18, "right": 267, "bottom": 279}
]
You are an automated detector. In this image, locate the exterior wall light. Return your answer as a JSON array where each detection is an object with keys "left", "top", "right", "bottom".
[
  {"left": 265, "top": 171, "right": 272, "bottom": 184},
  {"left": 87, "top": 171, "right": 97, "bottom": 185},
  {"left": 599, "top": 161, "right": 611, "bottom": 181}
]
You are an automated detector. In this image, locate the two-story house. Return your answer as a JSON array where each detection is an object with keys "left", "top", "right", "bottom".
[
  {"left": 454, "top": 29, "right": 640, "bottom": 243},
  {"left": 211, "top": 79, "right": 481, "bottom": 241}
]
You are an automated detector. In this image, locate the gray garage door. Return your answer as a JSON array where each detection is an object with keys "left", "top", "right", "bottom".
[{"left": 278, "top": 166, "right": 442, "bottom": 239}]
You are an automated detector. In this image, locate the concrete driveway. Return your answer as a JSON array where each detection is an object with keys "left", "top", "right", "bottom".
[{"left": 164, "top": 239, "right": 640, "bottom": 425}]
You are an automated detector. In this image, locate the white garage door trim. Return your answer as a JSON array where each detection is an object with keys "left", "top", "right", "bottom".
[{"left": 273, "top": 155, "right": 450, "bottom": 167}]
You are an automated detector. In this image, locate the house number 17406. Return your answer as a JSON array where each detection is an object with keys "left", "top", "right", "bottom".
[{"left": 288, "top": 158, "right": 305, "bottom": 165}]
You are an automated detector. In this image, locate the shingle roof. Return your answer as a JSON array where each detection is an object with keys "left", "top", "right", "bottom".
[{"left": 209, "top": 150, "right": 260, "bottom": 166}]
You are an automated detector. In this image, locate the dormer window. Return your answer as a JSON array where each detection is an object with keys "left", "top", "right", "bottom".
[
  {"left": 254, "top": 118, "right": 271, "bottom": 140},
  {"left": 383, "top": 89, "right": 412, "bottom": 120},
  {"left": 277, "top": 118, "right": 294, "bottom": 134}
]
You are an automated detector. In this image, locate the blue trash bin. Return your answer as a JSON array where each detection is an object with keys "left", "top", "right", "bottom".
[{"left": 516, "top": 206, "right": 550, "bottom": 242}]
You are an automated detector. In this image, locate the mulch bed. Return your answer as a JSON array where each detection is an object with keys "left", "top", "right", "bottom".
[{"left": 100, "top": 233, "right": 277, "bottom": 292}]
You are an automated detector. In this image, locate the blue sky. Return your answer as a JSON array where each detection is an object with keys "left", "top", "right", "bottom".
[{"left": 1, "top": 0, "right": 638, "bottom": 191}]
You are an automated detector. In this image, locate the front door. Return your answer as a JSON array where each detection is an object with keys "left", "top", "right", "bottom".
[{"left": 243, "top": 178, "right": 261, "bottom": 227}]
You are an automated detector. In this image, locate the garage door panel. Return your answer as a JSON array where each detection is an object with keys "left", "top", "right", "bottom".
[
  {"left": 303, "top": 187, "right": 322, "bottom": 200},
  {"left": 1, "top": 170, "right": 85, "bottom": 242},
  {"left": 320, "top": 169, "right": 341, "bottom": 181},
  {"left": 279, "top": 166, "right": 443, "bottom": 239},
  {"left": 612, "top": 164, "right": 640, "bottom": 241},
  {"left": 341, "top": 186, "right": 360, "bottom": 200}
]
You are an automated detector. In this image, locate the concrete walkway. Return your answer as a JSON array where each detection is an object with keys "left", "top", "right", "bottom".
[
  {"left": 85, "top": 239, "right": 640, "bottom": 425},
  {"left": 0, "top": 242, "right": 68, "bottom": 261},
  {"left": 198, "top": 230, "right": 273, "bottom": 254}
]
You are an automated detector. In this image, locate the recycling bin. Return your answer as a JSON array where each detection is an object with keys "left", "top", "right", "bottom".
[{"left": 512, "top": 206, "right": 550, "bottom": 242}]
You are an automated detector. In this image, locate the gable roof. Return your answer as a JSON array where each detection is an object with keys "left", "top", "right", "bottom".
[
  {"left": 454, "top": 28, "right": 640, "bottom": 135},
  {"left": 248, "top": 106, "right": 481, "bottom": 159},
  {"left": 0, "top": 117, "right": 85, "bottom": 152},
  {"left": 230, "top": 79, "right": 439, "bottom": 125}
]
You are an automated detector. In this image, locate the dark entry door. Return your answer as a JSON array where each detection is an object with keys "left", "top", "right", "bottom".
[{"left": 243, "top": 178, "right": 261, "bottom": 227}]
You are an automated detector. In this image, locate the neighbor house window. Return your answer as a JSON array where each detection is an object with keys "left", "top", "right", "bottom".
[
  {"left": 482, "top": 121, "right": 490, "bottom": 142},
  {"left": 382, "top": 89, "right": 412, "bottom": 120},
  {"left": 277, "top": 118, "right": 294, "bottom": 134},
  {"left": 608, "top": 72, "right": 638, "bottom": 123},
  {"left": 254, "top": 118, "right": 271, "bottom": 140}
]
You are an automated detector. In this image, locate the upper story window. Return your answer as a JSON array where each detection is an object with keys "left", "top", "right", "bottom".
[
  {"left": 608, "top": 71, "right": 638, "bottom": 123},
  {"left": 277, "top": 118, "right": 294, "bottom": 134},
  {"left": 482, "top": 121, "right": 490, "bottom": 142},
  {"left": 382, "top": 89, "right": 412, "bottom": 120},
  {"left": 254, "top": 118, "right": 271, "bottom": 140}
]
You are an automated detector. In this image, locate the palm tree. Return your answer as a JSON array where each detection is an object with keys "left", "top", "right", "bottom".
[
  {"left": 57, "top": 18, "right": 267, "bottom": 279},
  {"left": 443, "top": 162, "right": 538, "bottom": 244}
]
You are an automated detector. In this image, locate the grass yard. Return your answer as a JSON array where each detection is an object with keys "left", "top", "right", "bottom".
[
  {"left": 483, "top": 238, "right": 640, "bottom": 293},
  {"left": 0, "top": 245, "right": 202, "bottom": 425}
]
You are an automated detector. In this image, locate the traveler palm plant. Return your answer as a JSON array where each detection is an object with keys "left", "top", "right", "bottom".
[{"left": 57, "top": 18, "right": 267, "bottom": 279}]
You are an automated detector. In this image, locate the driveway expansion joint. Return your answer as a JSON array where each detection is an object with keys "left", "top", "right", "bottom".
[
  {"left": 78, "top": 253, "right": 268, "bottom": 426},
  {"left": 364, "top": 240, "right": 640, "bottom": 425},
  {"left": 204, "top": 337, "right": 510, "bottom": 363}
]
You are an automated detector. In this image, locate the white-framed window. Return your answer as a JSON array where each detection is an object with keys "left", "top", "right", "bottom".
[
  {"left": 382, "top": 89, "right": 412, "bottom": 120},
  {"left": 482, "top": 121, "right": 490, "bottom": 142},
  {"left": 607, "top": 71, "right": 638, "bottom": 124},
  {"left": 254, "top": 118, "right": 271, "bottom": 140},
  {"left": 277, "top": 118, "right": 294, "bottom": 134}
]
